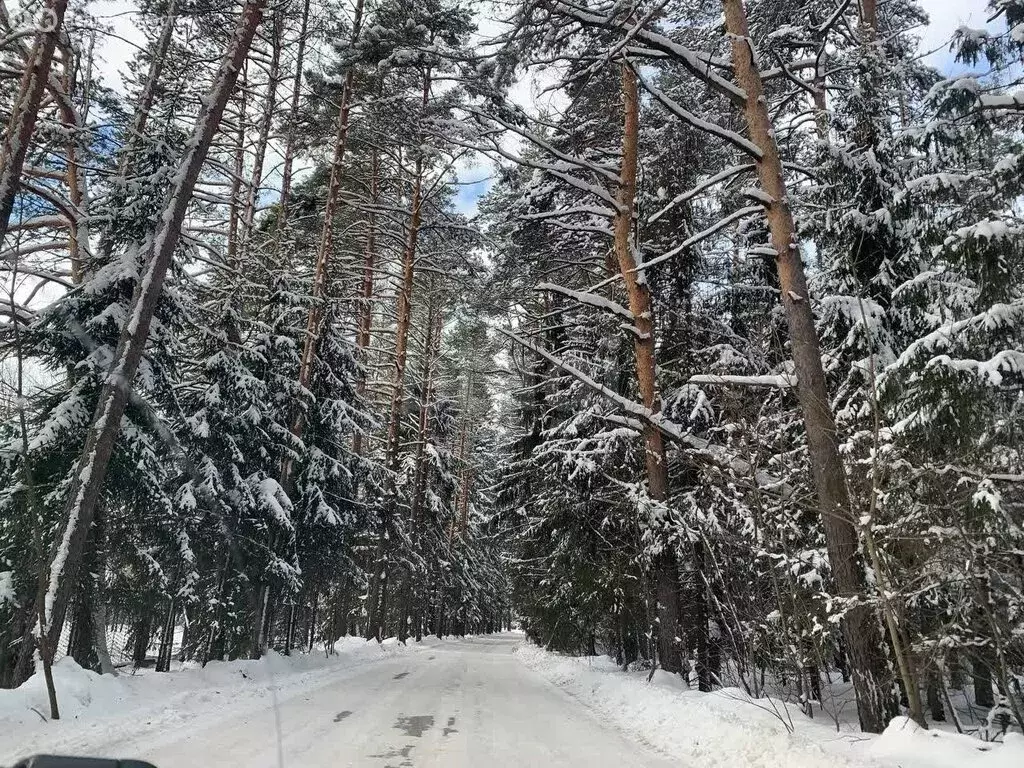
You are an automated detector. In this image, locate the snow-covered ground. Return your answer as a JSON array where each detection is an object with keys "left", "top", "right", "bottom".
[
  {"left": 0, "top": 634, "right": 673, "bottom": 767},
  {"left": 0, "top": 636, "right": 414, "bottom": 763},
  {"left": 516, "top": 642, "right": 1024, "bottom": 768},
  {"left": 3, "top": 634, "right": 1022, "bottom": 768}
]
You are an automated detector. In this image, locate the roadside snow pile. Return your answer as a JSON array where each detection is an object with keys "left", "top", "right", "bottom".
[
  {"left": 870, "top": 718, "right": 1024, "bottom": 768},
  {"left": 515, "top": 643, "right": 1024, "bottom": 768},
  {"left": 0, "top": 636, "right": 408, "bottom": 735}
]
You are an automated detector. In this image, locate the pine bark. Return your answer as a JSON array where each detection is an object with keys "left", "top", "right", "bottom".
[
  {"left": 89, "top": 505, "right": 115, "bottom": 675},
  {"left": 720, "top": 0, "right": 897, "bottom": 733},
  {"left": 44, "top": 0, "right": 267, "bottom": 654},
  {"left": 131, "top": 616, "right": 151, "bottom": 668},
  {"left": 612, "top": 62, "right": 683, "bottom": 675}
]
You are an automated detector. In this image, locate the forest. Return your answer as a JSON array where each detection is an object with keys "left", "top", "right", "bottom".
[{"left": 0, "top": 0, "right": 1022, "bottom": 742}]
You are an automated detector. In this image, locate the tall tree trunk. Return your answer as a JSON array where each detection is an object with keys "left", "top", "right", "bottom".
[
  {"left": 232, "top": 23, "right": 283, "bottom": 652},
  {"left": 690, "top": 539, "right": 711, "bottom": 691},
  {"left": 226, "top": 60, "right": 249, "bottom": 276},
  {"left": 367, "top": 67, "right": 432, "bottom": 638},
  {"left": 90, "top": 504, "right": 115, "bottom": 675},
  {"left": 284, "top": 603, "right": 296, "bottom": 654},
  {"left": 307, "top": 588, "right": 319, "bottom": 652},
  {"left": 249, "top": 581, "right": 270, "bottom": 659},
  {"left": 408, "top": 287, "right": 439, "bottom": 524},
  {"left": 156, "top": 595, "right": 176, "bottom": 672},
  {"left": 0, "top": 0, "right": 70, "bottom": 244},
  {"left": 364, "top": 568, "right": 383, "bottom": 641},
  {"left": 275, "top": 0, "right": 310, "bottom": 235},
  {"left": 68, "top": 533, "right": 99, "bottom": 670},
  {"left": 455, "top": 369, "right": 473, "bottom": 534},
  {"left": 58, "top": 44, "right": 88, "bottom": 285},
  {"left": 352, "top": 148, "right": 379, "bottom": 457},
  {"left": 44, "top": 0, "right": 267, "bottom": 654},
  {"left": 397, "top": 290, "right": 441, "bottom": 640},
  {"left": 118, "top": 0, "right": 177, "bottom": 175},
  {"left": 261, "top": 590, "right": 277, "bottom": 651},
  {"left": 288, "top": 0, "right": 366, "bottom": 451},
  {"left": 385, "top": 160, "right": 425, "bottom": 470},
  {"left": 854, "top": 0, "right": 921, "bottom": 718},
  {"left": 972, "top": 656, "right": 995, "bottom": 709},
  {"left": 385, "top": 68, "right": 431, "bottom": 471},
  {"left": 612, "top": 61, "right": 683, "bottom": 675},
  {"left": 91, "top": 601, "right": 114, "bottom": 675},
  {"left": 240, "top": 11, "right": 282, "bottom": 249},
  {"left": 861, "top": 0, "right": 878, "bottom": 32},
  {"left": 720, "top": 0, "right": 896, "bottom": 733},
  {"left": 132, "top": 615, "right": 152, "bottom": 668},
  {"left": 10, "top": 303, "right": 60, "bottom": 712}
]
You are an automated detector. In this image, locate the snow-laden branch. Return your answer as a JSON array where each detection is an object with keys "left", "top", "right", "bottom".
[
  {"left": 467, "top": 107, "right": 620, "bottom": 185},
  {"left": 20, "top": 180, "right": 84, "bottom": 223},
  {"left": 477, "top": 134, "right": 620, "bottom": 210},
  {"left": 548, "top": 1, "right": 748, "bottom": 106},
  {"left": 640, "top": 205, "right": 764, "bottom": 272},
  {"left": 548, "top": 219, "right": 615, "bottom": 237},
  {"left": 649, "top": 164, "right": 755, "bottom": 224},
  {"left": 536, "top": 282, "right": 634, "bottom": 322},
  {"left": 0, "top": 301, "right": 34, "bottom": 323},
  {"left": 498, "top": 326, "right": 789, "bottom": 494},
  {"left": 522, "top": 205, "right": 616, "bottom": 221},
  {"left": 635, "top": 72, "right": 763, "bottom": 160},
  {"left": 978, "top": 91, "right": 1024, "bottom": 110},
  {"left": 689, "top": 373, "right": 795, "bottom": 389},
  {"left": 0, "top": 239, "right": 69, "bottom": 261},
  {"left": 6, "top": 215, "right": 69, "bottom": 232},
  {"left": 926, "top": 349, "right": 1024, "bottom": 388},
  {"left": 760, "top": 55, "right": 826, "bottom": 83},
  {"left": 0, "top": 263, "right": 75, "bottom": 289},
  {"left": 886, "top": 299, "right": 1024, "bottom": 378}
]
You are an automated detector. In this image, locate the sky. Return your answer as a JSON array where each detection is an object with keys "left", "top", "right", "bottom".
[
  {"left": 918, "top": 0, "right": 992, "bottom": 70},
  {"left": 74, "top": 0, "right": 1008, "bottom": 218}
]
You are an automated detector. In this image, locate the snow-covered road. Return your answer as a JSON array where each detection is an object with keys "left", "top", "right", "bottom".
[{"left": 4, "top": 634, "right": 674, "bottom": 768}]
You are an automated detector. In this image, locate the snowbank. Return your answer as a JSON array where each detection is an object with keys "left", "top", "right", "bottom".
[
  {"left": 0, "top": 635, "right": 418, "bottom": 761},
  {"left": 515, "top": 643, "right": 1024, "bottom": 768},
  {"left": 870, "top": 718, "right": 1024, "bottom": 768}
]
